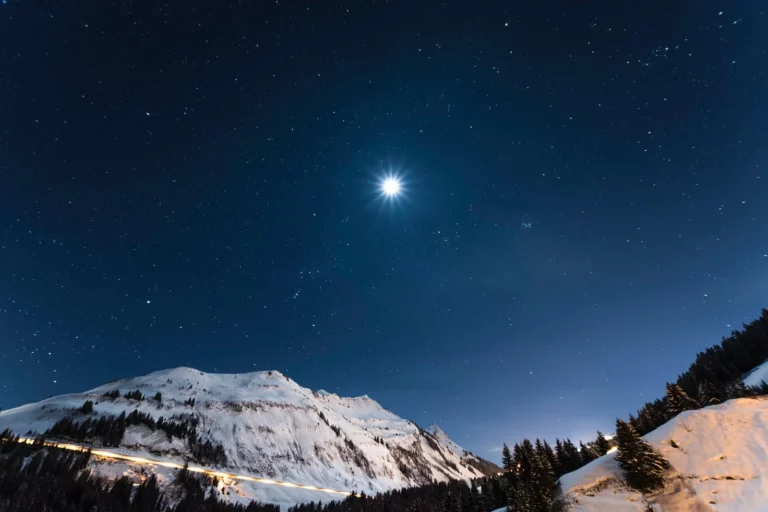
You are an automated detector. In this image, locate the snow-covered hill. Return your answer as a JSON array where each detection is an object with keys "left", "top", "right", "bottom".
[
  {"left": 559, "top": 396, "right": 768, "bottom": 511},
  {"left": 0, "top": 367, "right": 493, "bottom": 509}
]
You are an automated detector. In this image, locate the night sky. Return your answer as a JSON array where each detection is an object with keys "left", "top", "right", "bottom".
[{"left": 1, "top": 0, "right": 767, "bottom": 457}]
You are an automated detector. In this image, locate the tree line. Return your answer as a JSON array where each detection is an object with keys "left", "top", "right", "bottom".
[
  {"left": 286, "top": 437, "right": 567, "bottom": 512},
  {"left": 101, "top": 388, "right": 162, "bottom": 403},
  {"left": 0, "top": 431, "right": 278, "bottom": 512},
  {"left": 631, "top": 308, "right": 768, "bottom": 436},
  {"left": 288, "top": 477, "right": 511, "bottom": 512},
  {"left": 46, "top": 404, "right": 227, "bottom": 466}
]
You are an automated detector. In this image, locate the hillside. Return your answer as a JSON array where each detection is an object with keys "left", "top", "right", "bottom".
[
  {"left": 0, "top": 367, "right": 495, "bottom": 509},
  {"left": 559, "top": 395, "right": 768, "bottom": 511},
  {"left": 427, "top": 424, "right": 502, "bottom": 477}
]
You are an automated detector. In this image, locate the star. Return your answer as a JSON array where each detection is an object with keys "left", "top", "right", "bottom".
[{"left": 381, "top": 177, "right": 402, "bottom": 197}]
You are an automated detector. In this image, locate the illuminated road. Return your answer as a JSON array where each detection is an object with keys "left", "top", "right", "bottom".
[{"left": 15, "top": 436, "right": 356, "bottom": 498}]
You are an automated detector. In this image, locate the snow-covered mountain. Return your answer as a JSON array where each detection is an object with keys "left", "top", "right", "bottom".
[
  {"left": 558, "top": 395, "right": 768, "bottom": 511},
  {"left": 427, "top": 424, "right": 501, "bottom": 476},
  {"left": 428, "top": 424, "right": 467, "bottom": 459},
  {"left": 0, "top": 367, "right": 495, "bottom": 509}
]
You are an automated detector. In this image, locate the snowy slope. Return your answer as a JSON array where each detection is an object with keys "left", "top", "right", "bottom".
[
  {"left": 0, "top": 367, "right": 491, "bottom": 509},
  {"left": 428, "top": 424, "right": 467, "bottom": 458},
  {"left": 559, "top": 396, "right": 768, "bottom": 511},
  {"left": 428, "top": 424, "right": 501, "bottom": 476},
  {"left": 744, "top": 359, "right": 768, "bottom": 387}
]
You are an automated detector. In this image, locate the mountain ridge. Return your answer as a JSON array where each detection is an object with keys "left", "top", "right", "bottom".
[{"left": 0, "top": 366, "right": 499, "bottom": 509}]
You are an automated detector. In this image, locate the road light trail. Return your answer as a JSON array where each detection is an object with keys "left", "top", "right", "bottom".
[{"left": 14, "top": 436, "right": 356, "bottom": 497}]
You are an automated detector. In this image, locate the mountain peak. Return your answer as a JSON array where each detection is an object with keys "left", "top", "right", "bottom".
[
  {"left": 427, "top": 424, "right": 446, "bottom": 436},
  {"left": 0, "top": 366, "right": 497, "bottom": 507}
]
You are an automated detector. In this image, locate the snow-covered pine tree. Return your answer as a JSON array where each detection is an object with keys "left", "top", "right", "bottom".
[
  {"left": 665, "top": 382, "right": 700, "bottom": 416},
  {"left": 509, "top": 440, "right": 555, "bottom": 512},
  {"left": 513, "top": 441, "right": 534, "bottom": 482},
  {"left": 540, "top": 440, "right": 558, "bottom": 479},
  {"left": 511, "top": 479, "right": 534, "bottom": 512},
  {"left": 614, "top": 418, "right": 670, "bottom": 492},
  {"left": 497, "top": 471, "right": 517, "bottom": 511},
  {"left": 533, "top": 439, "right": 556, "bottom": 510}
]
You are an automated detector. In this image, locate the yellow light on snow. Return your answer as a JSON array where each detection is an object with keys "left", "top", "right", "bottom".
[{"left": 11, "top": 437, "right": 358, "bottom": 497}]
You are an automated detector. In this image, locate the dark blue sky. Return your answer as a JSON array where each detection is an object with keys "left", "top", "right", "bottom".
[{"left": 1, "top": 0, "right": 767, "bottom": 457}]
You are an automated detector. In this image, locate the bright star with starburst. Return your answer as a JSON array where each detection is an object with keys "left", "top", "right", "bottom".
[{"left": 381, "top": 177, "right": 402, "bottom": 197}]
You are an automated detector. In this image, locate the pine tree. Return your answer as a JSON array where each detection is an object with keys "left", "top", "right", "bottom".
[
  {"left": 635, "top": 408, "right": 654, "bottom": 435},
  {"left": 441, "top": 490, "right": 460, "bottom": 512},
  {"left": 111, "top": 476, "right": 134, "bottom": 505},
  {"left": 665, "top": 383, "right": 700, "bottom": 416},
  {"left": 80, "top": 400, "right": 94, "bottom": 414},
  {"left": 501, "top": 443, "right": 514, "bottom": 472},
  {"left": 513, "top": 442, "right": 532, "bottom": 481},
  {"left": 628, "top": 413, "right": 640, "bottom": 432},
  {"left": 697, "top": 380, "right": 723, "bottom": 406},
  {"left": 532, "top": 439, "right": 556, "bottom": 511},
  {"left": 595, "top": 431, "right": 611, "bottom": 456},
  {"left": 109, "top": 411, "right": 126, "bottom": 447},
  {"left": 511, "top": 479, "right": 534, "bottom": 512},
  {"left": 553, "top": 439, "right": 566, "bottom": 477},
  {"left": 132, "top": 474, "right": 160, "bottom": 511},
  {"left": 651, "top": 398, "right": 671, "bottom": 427},
  {"left": 561, "top": 439, "right": 581, "bottom": 474},
  {"left": 614, "top": 419, "right": 669, "bottom": 492},
  {"left": 511, "top": 442, "right": 535, "bottom": 510},
  {"left": 579, "top": 441, "right": 596, "bottom": 465},
  {"left": 470, "top": 482, "right": 483, "bottom": 512},
  {"left": 728, "top": 379, "right": 749, "bottom": 399},
  {"left": 484, "top": 476, "right": 505, "bottom": 510},
  {"left": 540, "top": 440, "right": 558, "bottom": 480}
]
